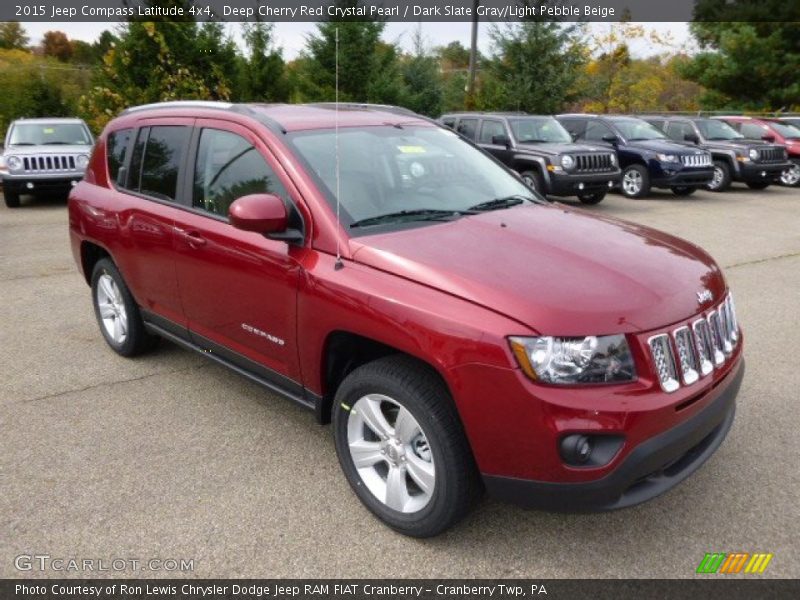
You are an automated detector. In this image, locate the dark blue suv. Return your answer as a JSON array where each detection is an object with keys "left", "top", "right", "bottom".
[{"left": 556, "top": 114, "right": 714, "bottom": 198}]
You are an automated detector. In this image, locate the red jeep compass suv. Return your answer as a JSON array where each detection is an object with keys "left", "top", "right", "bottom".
[{"left": 69, "top": 102, "right": 744, "bottom": 537}]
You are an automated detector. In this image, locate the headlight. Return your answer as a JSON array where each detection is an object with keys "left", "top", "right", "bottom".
[
  {"left": 748, "top": 148, "right": 759, "bottom": 161},
  {"left": 509, "top": 334, "right": 637, "bottom": 385},
  {"left": 76, "top": 154, "right": 89, "bottom": 168},
  {"left": 6, "top": 155, "right": 22, "bottom": 171},
  {"left": 656, "top": 153, "right": 679, "bottom": 163},
  {"left": 560, "top": 155, "right": 575, "bottom": 169}
]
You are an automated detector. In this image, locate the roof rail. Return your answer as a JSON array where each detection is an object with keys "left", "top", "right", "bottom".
[
  {"left": 556, "top": 113, "right": 598, "bottom": 117},
  {"left": 306, "top": 102, "right": 420, "bottom": 118},
  {"left": 121, "top": 100, "right": 235, "bottom": 115}
]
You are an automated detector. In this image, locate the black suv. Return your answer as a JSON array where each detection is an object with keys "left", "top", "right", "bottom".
[
  {"left": 643, "top": 116, "right": 791, "bottom": 192},
  {"left": 556, "top": 114, "right": 714, "bottom": 198},
  {"left": 439, "top": 113, "right": 620, "bottom": 204}
]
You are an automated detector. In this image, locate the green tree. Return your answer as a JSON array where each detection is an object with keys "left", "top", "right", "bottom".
[
  {"left": 479, "top": 21, "right": 586, "bottom": 113},
  {"left": 0, "top": 22, "right": 29, "bottom": 50},
  {"left": 42, "top": 31, "right": 73, "bottom": 62},
  {"left": 680, "top": 19, "right": 800, "bottom": 110},
  {"left": 294, "top": 3, "right": 398, "bottom": 103},
  {"left": 399, "top": 27, "right": 443, "bottom": 116},
  {"left": 435, "top": 41, "right": 474, "bottom": 112},
  {"left": 237, "top": 22, "right": 287, "bottom": 102}
]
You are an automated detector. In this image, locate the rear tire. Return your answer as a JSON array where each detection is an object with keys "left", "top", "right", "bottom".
[
  {"left": 333, "top": 355, "right": 481, "bottom": 537},
  {"left": 578, "top": 192, "right": 606, "bottom": 205},
  {"left": 707, "top": 160, "right": 732, "bottom": 192},
  {"left": 780, "top": 161, "right": 800, "bottom": 187},
  {"left": 4, "top": 190, "right": 20, "bottom": 208},
  {"left": 91, "top": 258, "right": 159, "bottom": 357},
  {"left": 671, "top": 186, "right": 697, "bottom": 197},
  {"left": 620, "top": 165, "right": 650, "bottom": 198},
  {"left": 746, "top": 182, "right": 770, "bottom": 190}
]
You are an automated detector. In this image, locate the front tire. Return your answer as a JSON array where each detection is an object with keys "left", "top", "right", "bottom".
[
  {"left": 91, "top": 258, "right": 158, "bottom": 357},
  {"left": 333, "top": 356, "right": 480, "bottom": 537},
  {"left": 707, "top": 160, "right": 732, "bottom": 192},
  {"left": 746, "top": 181, "right": 770, "bottom": 190},
  {"left": 519, "top": 170, "right": 545, "bottom": 197},
  {"left": 671, "top": 186, "right": 697, "bottom": 197},
  {"left": 780, "top": 161, "right": 800, "bottom": 187},
  {"left": 620, "top": 165, "right": 650, "bottom": 198},
  {"left": 578, "top": 191, "right": 606, "bottom": 205},
  {"left": 4, "top": 190, "right": 20, "bottom": 208}
]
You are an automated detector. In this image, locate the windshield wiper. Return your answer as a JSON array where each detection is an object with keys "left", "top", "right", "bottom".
[
  {"left": 468, "top": 195, "right": 530, "bottom": 212},
  {"left": 349, "top": 208, "right": 474, "bottom": 229},
  {"left": 520, "top": 139, "right": 550, "bottom": 143},
  {"left": 42, "top": 141, "right": 72, "bottom": 145},
  {"left": 9, "top": 142, "right": 35, "bottom": 146}
]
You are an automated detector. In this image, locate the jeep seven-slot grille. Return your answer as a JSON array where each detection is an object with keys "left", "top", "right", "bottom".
[
  {"left": 648, "top": 293, "right": 739, "bottom": 393},
  {"left": 574, "top": 153, "right": 615, "bottom": 172},
  {"left": 22, "top": 155, "right": 77, "bottom": 172},
  {"left": 756, "top": 147, "right": 785, "bottom": 163},
  {"left": 680, "top": 154, "right": 712, "bottom": 167}
]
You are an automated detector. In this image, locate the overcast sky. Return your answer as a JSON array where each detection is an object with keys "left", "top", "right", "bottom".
[{"left": 19, "top": 21, "right": 692, "bottom": 59}]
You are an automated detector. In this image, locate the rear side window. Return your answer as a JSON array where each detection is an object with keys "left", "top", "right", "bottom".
[
  {"left": 127, "top": 126, "right": 190, "bottom": 202},
  {"left": 666, "top": 121, "right": 695, "bottom": 142},
  {"left": 559, "top": 119, "right": 586, "bottom": 140},
  {"left": 456, "top": 118, "right": 478, "bottom": 140},
  {"left": 106, "top": 129, "right": 131, "bottom": 186},
  {"left": 193, "top": 128, "right": 287, "bottom": 218},
  {"left": 479, "top": 120, "right": 506, "bottom": 144},
  {"left": 740, "top": 122, "right": 768, "bottom": 139},
  {"left": 441, "top": 117, "right": 456, "bottom": 129}
]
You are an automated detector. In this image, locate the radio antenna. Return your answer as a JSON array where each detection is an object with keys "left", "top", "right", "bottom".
[{"left": 334, "top": 26, "right": 344, "bottom": 271}]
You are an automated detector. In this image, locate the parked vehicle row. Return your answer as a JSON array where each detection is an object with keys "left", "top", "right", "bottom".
[
  {"left": 439, "top": 112, "right": 798, "bottom": 201},
  {"left": 0, "top": 118, "right": 94, "bottom": 208},
  {"left": 66, "top": 101, "right": 745, "bottom": 537}
]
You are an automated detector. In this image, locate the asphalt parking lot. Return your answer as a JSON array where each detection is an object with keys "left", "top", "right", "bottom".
[{"left": 1, "top": 184, "right": 799, "bottom": 579}]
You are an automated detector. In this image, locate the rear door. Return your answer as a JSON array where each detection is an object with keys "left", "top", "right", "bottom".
[
  {"left": 171, "top": 119, "right": 304, "bottom": 386},
  {"left": 112, "top": 120, "right": 194, "bottom": 332}
]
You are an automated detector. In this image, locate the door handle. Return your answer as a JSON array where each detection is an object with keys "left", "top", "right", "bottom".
[{"left": 175, "top": 228, "right": 207, "bottom": 248}]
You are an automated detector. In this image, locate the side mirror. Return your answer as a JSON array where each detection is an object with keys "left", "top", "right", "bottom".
[
  {"left": 762, "top": 135, "right": 776, "bottom": 143},
  {"left": 684, "top": 133, "right": 700, "bottom": 144},
  {"left": 601, "top": 134, "right": 620, "bottom": 145},
  {"left": 229, "top": 193, "right": 288, "bottom": 234},
  {"left": 491, "top": 134, "right": 511, "bottom": 148}
]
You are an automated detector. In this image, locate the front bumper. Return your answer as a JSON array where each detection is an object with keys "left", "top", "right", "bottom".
[
  {"left": 2, "top": 174, "right": 83, "bottom": 193},
  {"left": 651, "top": 165, "right": 714, "bottom": 188},
  {"left": 736, "top": 161, "right": 792, "bottom": 183},
  {"left": 547, "top": 170, "right": 621, "bottom": 197},
  {"left": 483, "top": 358, "right": 743, "bottom": 511}
]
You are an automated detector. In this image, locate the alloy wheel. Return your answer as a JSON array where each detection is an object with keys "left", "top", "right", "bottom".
[
  {"left": 95, "top": 273, "right": 128, "bottom": 344},
  {"left": 710, "top": 166, "right": 724, "bottom": 190},
  {"left": 623, "top": 170, "right": 642, "bottom": 196},
  {"left": 781, "top": 164, "right": 800, "bottom": 186},
  {"left": 346, "top": 393, "right": 435, "bottom": 513}
]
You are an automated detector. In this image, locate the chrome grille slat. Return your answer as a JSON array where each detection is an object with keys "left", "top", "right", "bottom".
[
  {"left": 649, "top": 294, "right": 739, "bottom": 393},
  {"left": 680, "top": 154, "right": 712, "bottom": 167},
  {"left": 20, "top": 154, "right": 79, "bottom": 173}
]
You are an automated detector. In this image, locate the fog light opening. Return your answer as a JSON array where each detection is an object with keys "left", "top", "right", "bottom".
[
  {"left": 578, "top": 183, "right": 585, "bottom": 190},
  {"left": 560, "top": 434, "right": 592, "bottom": 465},
  {"left": 559, "top": 434, "right": 625, "bottom": 468},
  {"left": 26, "top": 182, "right": 34, "bottom": 190},
  {"left": 608, "top": 181, "right": 614, "bottom": 188}
]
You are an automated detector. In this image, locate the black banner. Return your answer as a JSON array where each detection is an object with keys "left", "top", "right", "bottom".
[
  {"left": 3, "top": 0, "right": 799, "bottom": 23},
  {"left": 3, "top": 580, "right": 800, "bottom": 600}
]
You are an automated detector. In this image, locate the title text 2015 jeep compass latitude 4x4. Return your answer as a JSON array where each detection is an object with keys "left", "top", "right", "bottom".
[{"left": 69, "top": 102, "right": 744, "bottom": 537}]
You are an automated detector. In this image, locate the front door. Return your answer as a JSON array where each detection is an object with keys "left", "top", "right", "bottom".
[{"left": 172, "top": 120, "right": 304, "bottom": 386}]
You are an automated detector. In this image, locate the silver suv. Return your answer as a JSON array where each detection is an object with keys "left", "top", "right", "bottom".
[{"left": 1, "top": 118, "right": 94, "bottom": 208}]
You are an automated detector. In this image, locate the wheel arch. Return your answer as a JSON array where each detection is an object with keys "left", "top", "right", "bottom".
[{"left": 80, "top": 241, "right": 112, "bottom": 286}]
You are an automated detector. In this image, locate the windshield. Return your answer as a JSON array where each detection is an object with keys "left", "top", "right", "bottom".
[
  {"left": 769, "top": 121, "right": 800, "bottom": 140},
  {"left": 8, "top": 123, "right": 92, "bottom": 146},
  {"left": 508, "top": 117, "right": 572, "bottom": 143},
  {"left": 696, "top": 119, "right": 743, "bottom": 140},
  {"left": 288, "top": 125, "right": 538, "bottom": 235},
  {"left": 611, "top": 118, "right": 666, "bottom": 141}
]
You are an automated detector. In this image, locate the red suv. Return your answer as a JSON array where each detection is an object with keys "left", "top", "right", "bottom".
[
  {"left": 717, "top": 116, "right": 800, "bottom": 187},
  {"left": 69, "top": 102, "right": 744, "bottom": 537}
]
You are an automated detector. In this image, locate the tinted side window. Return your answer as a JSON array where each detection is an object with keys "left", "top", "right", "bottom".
[
  {"left": 106, "top": 128, "right": 132, "bottom": 186},
  {"left": 740, "top": 122, "right": 767, "bottom": 139},
  {"left": 666, "top": 121, "right": 695, "bottom": 142},
  {"left": 441, "top": 117, "right": 456, "bottom": 129},
  {"left": 559, "top": 119, "right": 586, "bottom": 140},
  {"left": 646, "top": 119, "right": 666, "bottom": 131},
  {"left": 193, "top": 128, "right": 287, "bottom": 218},
  {"left": 456, "top": 118, "right": 478, "bottom": 140},
  {"left": 138, "top": 126, "right": 190, "bottom": 202},
  {"left": 585, "top": 121, "right": 614, "bottom": 142},
  {"left": 479, "top": 120, "right": 506, "bottom": 144}
]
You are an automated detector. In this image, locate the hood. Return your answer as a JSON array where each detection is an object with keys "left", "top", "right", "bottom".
[
  {"left": 699, "top": 139, "right": 753, "bottom": 151},
  {"left": 350, "top": 204, "right": 726, "bottom": 336},
  {"left": 625, "top": 139, "right": 701, "bottom": 154},
  {"left": 3, "top": 144, "right": 92, "bottom": 156},
  {"left": 518, "top": 141, "right": 613, "bottom": 156}
]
